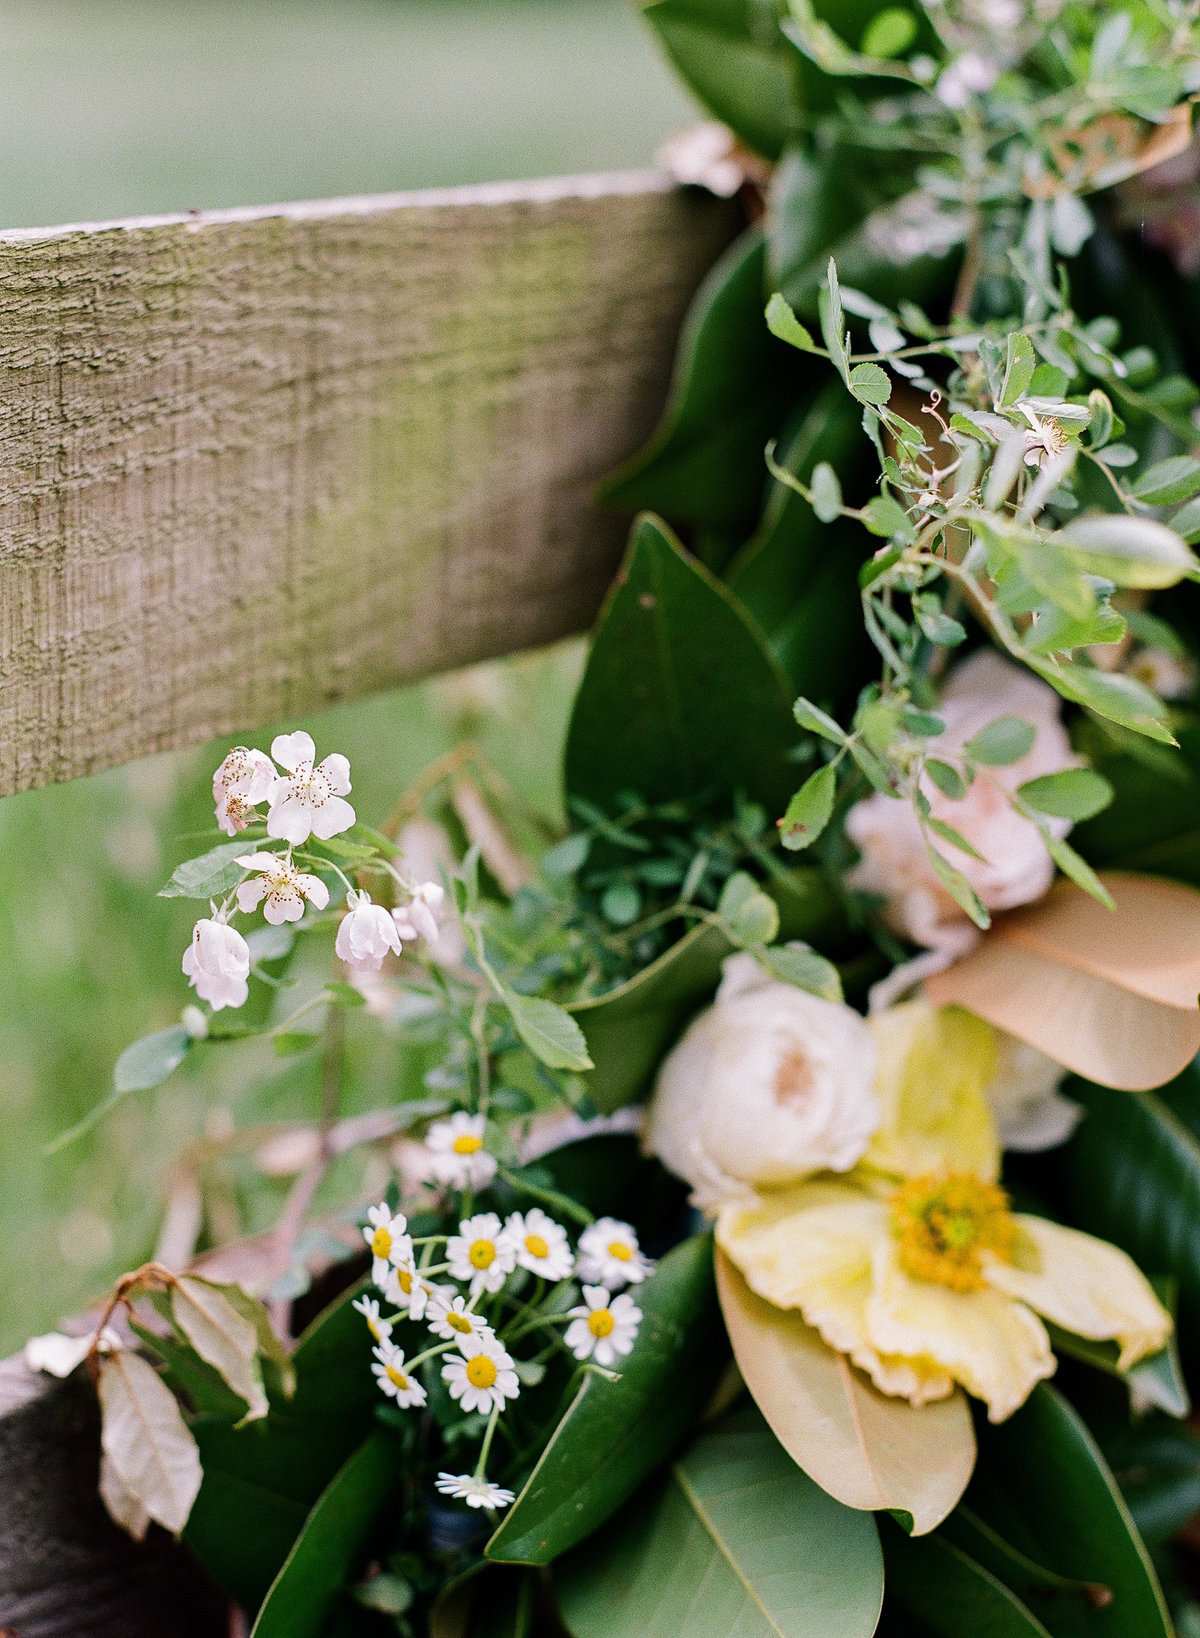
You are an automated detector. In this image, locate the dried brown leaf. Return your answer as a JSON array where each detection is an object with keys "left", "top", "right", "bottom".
[{"left": 715, "top": 1252, "right": 975, "bottom": 1537}]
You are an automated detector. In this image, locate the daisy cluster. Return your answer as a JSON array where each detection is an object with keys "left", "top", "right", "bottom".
[
  {"left": 182, "top": 733, "right": 444, "bottom": 1013},
  {"left": 354, "top": 1145, "right": 651, "bottom": 1513}
]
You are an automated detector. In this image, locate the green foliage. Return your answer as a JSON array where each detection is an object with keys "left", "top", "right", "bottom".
[
  {"left": 487, "top": 1234, "right": 727, "bottom": 1564},
  {"left": 554, "top": 1402, "right": 884, "bottom": 1638},
  {"left": 563, "top": 514, "right": 799, "bottom": 815},
  {"left": 641, "top": 0, "right": 794, "bottom": 159}
]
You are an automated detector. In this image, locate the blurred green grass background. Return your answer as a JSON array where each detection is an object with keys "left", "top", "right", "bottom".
[{"left": 0, "top": 0, "right": 696, "bottom": 1352}]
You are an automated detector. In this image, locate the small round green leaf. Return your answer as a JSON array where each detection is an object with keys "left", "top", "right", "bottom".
[
  {"left": 1018, "top": 768, "right": 1114, "bottom": 821},
  {"left": 965, "top": 717, "right": 1036, "bottom": 766}
]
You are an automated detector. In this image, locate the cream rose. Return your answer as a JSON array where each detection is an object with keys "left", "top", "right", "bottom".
[
  {"left": 647, "top": 953, "right": 879, "bottom": 1209},
  {"left": 845, "top": 650, "right": 1077, "bottom": 964}
]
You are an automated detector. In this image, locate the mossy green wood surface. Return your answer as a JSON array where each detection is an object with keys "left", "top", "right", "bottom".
[{"left": 0, "top": 175, "right": 737, "bottom": 799}]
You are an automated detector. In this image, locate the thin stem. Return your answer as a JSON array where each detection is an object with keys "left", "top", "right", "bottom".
[{"left": 474, "top": 1403, "right": 502, "bottom": 1478}]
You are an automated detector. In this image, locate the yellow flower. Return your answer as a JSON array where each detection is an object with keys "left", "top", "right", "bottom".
[{"left": 717, "top": 998, "right": 1171, "bottom": 1423}]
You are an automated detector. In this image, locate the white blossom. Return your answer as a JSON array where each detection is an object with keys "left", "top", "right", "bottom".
[
  {"left": 435, "top": 1473, "right": 515, "bottom": 1510},
  {"left": 212, "top": 746, "right": 276, "bottom": 836},
  {"left": 576, "top": 1218, "right": 652, "bottom": 1290},
  {"left": 447, "top": 1212, "right": 517, "bottom": 1294},
  {"left": 182, "top": 917, "right": 251, "bottom": 1011},
  {"left": 25, "top": 1327, "right": 121, "bottom": 1378},
  {"left": 372, "top": 1342, "right": 427, "bottom": 1408},
  {"left": 441, "top": 1333, "right": 520, "bottom": 1414},
  {"left": 335, "top": 890, "right": 403, "bottom": 971},
  {"left": 502, "top": 1209, "right": 574, "bottom": 1281},
  {"left": 236, "top": 852, "right": 330, "bottom": 925},
  {"left": 382, "top": 1256, "right": 437, "bottom": 1322},
  {"left": 426, "top": 1290, "right": 495, "bottom": 1346},
  {"left": 565, "top": 1286, "right": 642, "bottom": 1367},
  {"left": 353, "top": 1295, "right": 393, "bottom": 1346},
  {"left": 266, "top": 730, "right": 355, "bottom": 846},
  {"left": 648, "top": 953, "right": 881, "bottom": 1207},
  {"left": 393, "top": 880, "right": 446, "bottom": 946},
  {"left": 362, "top": 1203, "right": 410, "bottom": 1287},
  {"left": 425, "top": 1112, "right": 498, "bottom": 1191},
  {"left": 935, "top": 51, "right": 999, "bottom": 108}
]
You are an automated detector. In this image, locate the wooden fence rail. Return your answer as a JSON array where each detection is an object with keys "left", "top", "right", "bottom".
[{"left": 0, "top": 173, "right": 738, "bottom": 798}]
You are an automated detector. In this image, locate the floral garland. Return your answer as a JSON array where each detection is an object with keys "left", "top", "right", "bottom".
[{"left": 25, "top": 3, "right": 1200, "bottom": 1635}]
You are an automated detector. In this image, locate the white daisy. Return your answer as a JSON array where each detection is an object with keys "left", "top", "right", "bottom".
[
  {"left": 426, "top": 1289, "right": 496, "bottom": 1346},
  {"left": 382, "top": 1254, "right": 437, "bottom": 1322},
  {"left": 353, "top": 1294, "right": 393, "bottom": 1346},
  {"left": 362, "top": 1204, "right": 411, "bottom": 1286},
  {"left": 565, "top": 1286, "right": 642, "bottom": 1367},
  {"left": 434, "top": 1473, "right": 515, "bottom": 1511},
  {"left": 446, "top": 1212, "right": 517, "bottom": 1294},
  {"left": 371, "top": 1342, "right": 428, "bottom": 1409},
  {"left": 575, "top": 1218, "right": 652, "bottom": 1289},
  {"left": 441, "top": 1333, "right": 520, "bottom": 1414},
  {"left": 425, "top": 1112, "right": 499, "bottom": 1191},
  {"left": 502, "top": 1209, "right": 573, "bottom": 1281}
]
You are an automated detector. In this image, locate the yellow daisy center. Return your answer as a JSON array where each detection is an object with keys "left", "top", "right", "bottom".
[
  {"left": 371, "top": 1226, "right": 391, "bottom": 1259},
  {"left": 469, "top": 1239, "right": 496, "bottom": 1270},
  {"left": 890, "top": 1172, "right": 1015, "bottom": 1293},
  {"left": 525, "top": 1234, "right": 550, "bottom": 1259},
  {"left": 453, "top": 1133, "right": 483, "bottom": 1154},
  {"left": 588, "top": 1308, "right": 615, "bottom": 1338},
  {"left": 466, "top": 1355, "right": 498, "bottom": 1389},
  {"left": 386, "top": 1365, "right": 410, "bottom": 1391},
  {"left": 368, "top": 1319, "right": 384, "bottom": 1341},
  {"left": 397, "top": 1268, "right": 413, "bottom": 1295},
  {"left": 446, "top": 1312, "right": 473, "bottom": 1334},
  {"left": 608, "top": 1241, "right": 633, "bottom": 1262}
]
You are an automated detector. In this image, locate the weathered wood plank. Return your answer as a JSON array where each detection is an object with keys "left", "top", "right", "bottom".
[{"left": 0, "top": 174, "right": 740, "bottom": 796}]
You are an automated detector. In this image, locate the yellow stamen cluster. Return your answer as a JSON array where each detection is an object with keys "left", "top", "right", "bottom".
[
  {"left": 889, "top": 1172, "right": 1015, "bottom": 1293},
  {"left": 525, "top": 1234, "right": 549, "bottom": 1259},
  {"left": 452, "top": 1133, "right": 483, "bottom": 1154},
  {"left": 608, "top": 1241, "right": 632, "bottom": 1262},
  {"left": 371, "top": 1226, "right": 391, "bottom": 1259},
  {"left": 466, "top": 1355, "right": 498, "bottom": 1389},
  {"left": 588, "top": 1308, "right": 615, "bottom": 1338},
  {"left": 469, "top": 1239, "right": 496, "bottom": 1270},
  {"left": 445, "top": 1312, "right": 473, "bottom": 1334}
]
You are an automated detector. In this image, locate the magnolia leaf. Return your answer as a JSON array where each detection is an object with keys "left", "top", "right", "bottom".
[
  {"left": 765, "top": 292, "right": 817, "bottom": 353},
  {"left": 1017, "top": 768, "right": 1114, "bottom": 821},
  {"left": 1057, "top": 514, "right": 1198, "bottom": 590},
  {"left": 98, "top": 1351, "right": 203, "bottom": 1537},
  {"left": 172, "top": 1276, "right": 269, "bottom": 1422},
  {"left": 159, "top": 840, "right": 250, "bottom": 899},
  {"left": 780, "top": 765, "right": 836, "bottom": 851},
  {"left": 503, "top": 990, "right": 593, "bottom": 1072},
  {"left": 880, "top": 1527, "right": 1055, "bottom": 1637},
  {"left": 553, "top": 1402, "right": 884, "bottom": 1638},
  {"left": 114, "top": 1025, "right": 191, "bottom": 1093},
  {"left": 642, "top": 0, "right": 791, "bottom": 159},
  {"left": 715, "top": 1254, "right": 975, "bottom": 1536},
  {"left": 965, "top": 717, "right": 1036, "bottom": 766},
  {"left": 926, "top": 871, "right": 1200, "bottom": 1090}
]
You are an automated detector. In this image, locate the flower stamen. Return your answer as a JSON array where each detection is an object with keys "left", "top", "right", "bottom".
[{"left": 890, "top": 1172, "right": 1015, "bottom": 1293}]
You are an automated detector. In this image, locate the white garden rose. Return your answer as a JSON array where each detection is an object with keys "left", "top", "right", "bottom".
[
  {"left": 845, "top": 649, "right": 1078, "bottom": 963},
  {"left": 647, "top": 952, "right": 879, "bottom": 1208}
]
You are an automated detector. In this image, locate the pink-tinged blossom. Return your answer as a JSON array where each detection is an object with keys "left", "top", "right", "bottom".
[
  {"left": 266, "top": 731, "right": 355, "bottom": 846},
  {"left": 212, "top": 746, "right": 276, "bottom": 836},
  {"left": 335, "top": 890, "right": 403, "bottom": 971},
  {"left": 182, "top": 918, "right": 250, "bottom": 1011},
  {"left": 393, "top": 880, "right": 445, "bottom": 945},
  {"left": 236, "top": 853, "right": 330, "bottom": 925}
]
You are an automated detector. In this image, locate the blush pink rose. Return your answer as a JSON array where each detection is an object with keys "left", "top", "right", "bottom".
[{"left": 845, "top": 650, "right": 1077, "bottom": 969}]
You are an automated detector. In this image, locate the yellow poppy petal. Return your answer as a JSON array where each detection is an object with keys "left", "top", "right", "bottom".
[
  {"left": 867, "top": 1238, "right": 1055, "bottom": 1422},
  {"left": 863, "top": 999, "right": 1001, "bottom": 1183},
  {"left": 716, "top": 1184, "right": 954, "bottom": 1405},
  {"left": 984, "top": 1215, "right": 1172, "bottom": 1370}
]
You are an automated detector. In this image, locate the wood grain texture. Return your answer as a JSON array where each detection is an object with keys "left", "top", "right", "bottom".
[{"left": 0, "top": 174, "right": 740, "bottom": 796}]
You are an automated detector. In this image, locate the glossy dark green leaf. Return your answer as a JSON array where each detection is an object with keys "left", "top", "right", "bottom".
[
  {"left": 969, "top": 1384, "right": 1172, "bottom": 1638},
  {"left": 641, "top": 0, "right": 793, "bottom": 159},
  {"left": 882, "top": 1525, "right": 1054, "bottom": 1637},
  {"left": 564, "top": 513, "right": 799, "bottom": 814},
  {"left": 1071, "top": 723, "right": 1200, "bottom": 885},
  {"left": 570, "top": 868, "right": 837, "bottom": 1111},
  {"left": 250, "top": 1432, "right": 399, "bottom": 1638},
  {"left": 938, "top": 1505, "right": 1099, "bottom": 1637},
  {"left": 1046, "top": 1312, "right": 1189, "bottom": 1421},
  {"left": 553, "top": 1402, "right": 883, "bottom": 1638},
  {"left": 726, "top": 384, "right": 871, "bottom": 698},
  {"left": 185, "top": 1279, "right": 379, "bottom": 1613},
  {"left": 1089, "top": 1412, "right": 1200, "bottom": 1552},
  {"left": 600, "top": 230, "right": 797, "bottom": 532},
  {"left": 486, "top": 1235, "right": 727, "bottom": 1565},
  {"left": 1064, "top": 1077, "right": 1200, "bottom": 1343}
]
